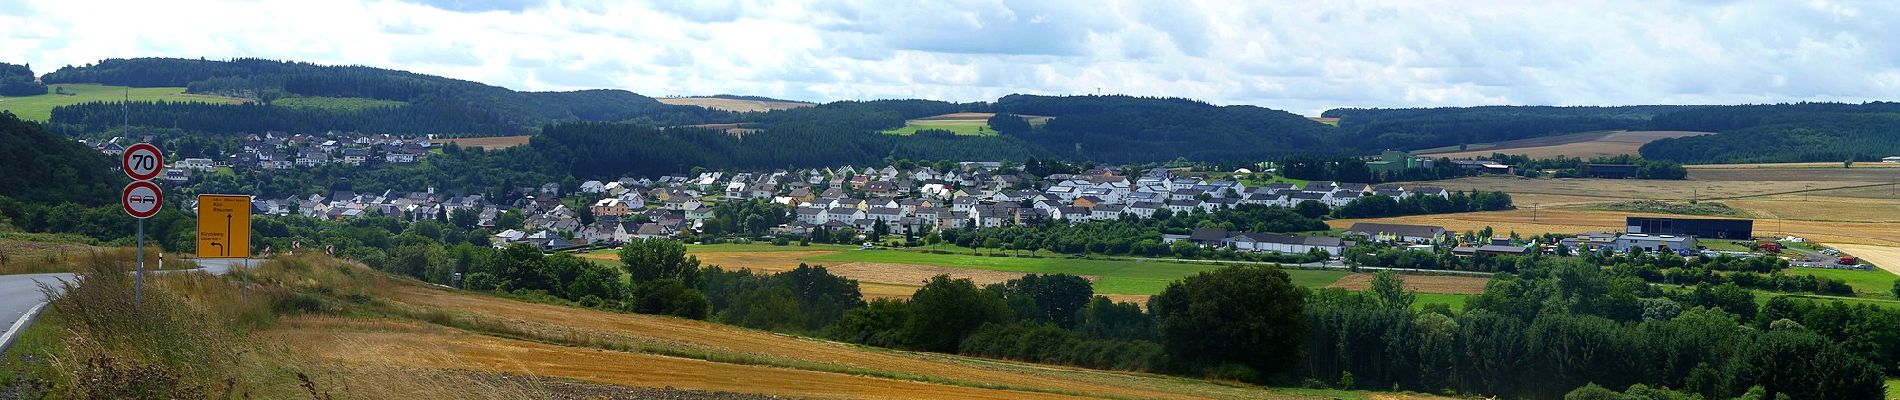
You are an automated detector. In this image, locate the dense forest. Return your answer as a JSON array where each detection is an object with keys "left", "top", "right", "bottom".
[
  {"left": 1639, "top": 102, "right": 1900, "bottom": 163},
  {"left": 0, "top": 113, "right": 121, "bottom": 205},
  {"left": 990, "top": 94, "right": 1338, "bottom": 163},
  {"left": 0, "top": 63, "right": 48, "bottom": 97},
  {"left": 1321, "top": 105, "right": 1696, "bottom": 151},
  {"left": 39, "top": 58, "right": 735, "bottom": 134}
]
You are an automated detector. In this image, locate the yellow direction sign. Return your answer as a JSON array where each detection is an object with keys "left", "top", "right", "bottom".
[{"left": 196, "top": 194, "right": 252, "bottom": 259}]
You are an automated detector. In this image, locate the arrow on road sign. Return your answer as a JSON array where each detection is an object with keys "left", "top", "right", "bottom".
[{"left": 196, "top": 194, "right": 252, "bottom": 259}]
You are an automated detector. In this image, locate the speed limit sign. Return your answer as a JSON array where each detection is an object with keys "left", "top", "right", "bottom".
[{"left": 123, "top": 143, "right": 164, "bottom": 181}]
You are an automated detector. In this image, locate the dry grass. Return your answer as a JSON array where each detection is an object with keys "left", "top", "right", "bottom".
[
  {"left": 656, "top": 97, "right": 814, "bottom": 113},
  {"left": 1327, "top": 273, "right": 1490, "bottom": 295},
  {"left": 860, "top": 282, "right": 920, "bottom": 300},
  {"left": 432, "top": 136, "right": 531, "bottom": 150},
  {"left": 1419, "top": 130, "right": 1710, "bottom": 159}
]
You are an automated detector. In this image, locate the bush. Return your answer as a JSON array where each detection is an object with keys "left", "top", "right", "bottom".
[
  {"left": 630, "top": 278, "right": 710, "bottom": 319},
  {"left": 826, "top": 299, "right": 912, "bottom": 348},
  {"left": 1151, "top": 265, "right": 1306, "bottom": 380},
  {"left": 902, "top": 275, "right": 1012, "bottom": 352}
]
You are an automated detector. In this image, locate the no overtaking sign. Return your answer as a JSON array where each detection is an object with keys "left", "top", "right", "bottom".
[{"left": 120, "top": 142, "right": 164, "bottom": 219}]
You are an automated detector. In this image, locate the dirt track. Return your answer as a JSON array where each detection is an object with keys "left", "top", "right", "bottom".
[{"left": 1327, "top": 273, "right": 1490, "bottom": 294}]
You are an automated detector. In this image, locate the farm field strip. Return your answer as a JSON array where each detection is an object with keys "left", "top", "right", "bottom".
[
  {"left": 882, "top": 112, "right": 1051, "bottom": 136},
  {"left": 805, "top": 250, "right": 1348, "bottom": 295},
  {"left": 656, "top": 97, "right": 813, "bottom": 112},
  {"left": 1416, "top": 130, "right": 1709, "bottom": 159},
  {"left": 433, "top": 135, "right": 532, "bottom": 149},
  {"left": 1327, "top": 273, "right": 1489, "bottom": 295}
]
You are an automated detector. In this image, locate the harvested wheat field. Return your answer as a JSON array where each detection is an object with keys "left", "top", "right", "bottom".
[
  {"left": 1420, "top": 130, "right": 1710, "bottom": 159},
  {"left": 433, "top": 135, "right": 531, "bottom": 149},
  {"left": 1327, "top": 273, "right": 1491, "bottom": 294},
  {"left": 273, "top": 318, "right": 1085, "bottom": 400},
  {"left": 860, "top": 282, "right": 920, "bottom": 300},
  {"left": 657, "top": 97, "right": 814, "bottom": 113},
  {"left": 694, "top": 250, "right": 841, "bottom": 272},
  {"left": 1422, "top": 175, "right": 1877, "bottom": 201},
  {"left": 1329, "top": 209, "right": 1900, "bottom": 247},
  {"left": 381, "top": 284, "right": 1341, "bottom": 400},
  {"left": 1722, "top": 195, "right": 1900, "bottom": 223}
]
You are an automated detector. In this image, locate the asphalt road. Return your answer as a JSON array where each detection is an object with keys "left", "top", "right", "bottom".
[{"left": 0, "top": 258, "right": 259, "bottom": 354}]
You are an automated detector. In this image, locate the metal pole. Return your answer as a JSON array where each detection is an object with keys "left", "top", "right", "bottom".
[{"left": 135, "top": 218, "right": 144, "bottom": 303}]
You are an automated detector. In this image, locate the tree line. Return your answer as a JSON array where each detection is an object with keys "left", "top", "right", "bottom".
[
  {"left": 1641, "top": 103, "right": 1900, "bottom": 164},
  {"left": 0, "top": 63, "right": 48, "bottom": 96},
  {"left": 373, "top": 234, "right": 1889, "bottom": 399},
  {"left": 1321, "top": 105, "right": 1694, "bottom": 152},
  {"left": 40, "top": 58, "right": 736, "bottom": 134}
]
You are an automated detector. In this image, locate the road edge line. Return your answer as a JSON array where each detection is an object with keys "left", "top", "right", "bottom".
[{"left": 0, "top": 301, "right": 48, "bottom": 356}]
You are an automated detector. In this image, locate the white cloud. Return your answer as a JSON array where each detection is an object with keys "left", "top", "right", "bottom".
[{"left": 2, "top": 0, "right": 1896, "bottom": 114}]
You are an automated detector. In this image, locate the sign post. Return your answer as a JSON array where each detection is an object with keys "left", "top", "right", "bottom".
[
  {"left": 196, "top": 195, "right": 253, "bottom": 260},
  {"left": 197, "top": 194, "right": 253, "bottom": 301},
  {"left": 121, "top": 143, "right": 164, "bottom": 303}
]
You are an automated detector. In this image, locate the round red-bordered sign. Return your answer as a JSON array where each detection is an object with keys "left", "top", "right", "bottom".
[
  {"left": 122, "top": 143, "right": 164, "bottom": 181},
  {"left": 122, "top": 181, "right": 163, "bottom": 219}
]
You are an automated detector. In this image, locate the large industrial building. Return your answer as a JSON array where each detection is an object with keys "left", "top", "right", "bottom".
[{"left": 1625, "top": 216, "right": 1753, "bottom": 240}]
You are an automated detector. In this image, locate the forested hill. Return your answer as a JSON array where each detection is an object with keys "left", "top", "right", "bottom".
[
  {"left": 0, "top": 112, "right": 120, "bottom": 205},
  {"left": 1322, "top": 105, "right": 1700, "bottom": 151},
  {"left": 39, "top": 58, "right": 736, "bottom": 134},
  {"left": 1638, "top": 102, "right": 1900, "bottom": 163},
  {"left": 990, "top": 94, "right": 1336, "bottom": 162}
]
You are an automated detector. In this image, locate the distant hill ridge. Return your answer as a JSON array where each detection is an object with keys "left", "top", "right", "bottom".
[{"left": 39, "top": 57, "right": 737, "bottom": 134}]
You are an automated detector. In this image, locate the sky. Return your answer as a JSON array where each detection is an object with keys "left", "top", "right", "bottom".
[{"left": 3, "top": 0, "right": 1897, "bottom": 115}]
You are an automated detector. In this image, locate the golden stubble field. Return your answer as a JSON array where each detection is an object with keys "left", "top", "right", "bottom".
[{"left": 346, "top": 284, "right": 1371, "bottom": 400}]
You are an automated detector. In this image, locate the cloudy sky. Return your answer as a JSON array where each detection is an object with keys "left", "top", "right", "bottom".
[{"left": 3, "top": 0, "right": 1896, "bottom": 114}]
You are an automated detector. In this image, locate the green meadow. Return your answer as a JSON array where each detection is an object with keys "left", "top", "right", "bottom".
[
  {"left": 0, "top": 84, "right": 243, "bottom": 121},
  {"left": 806, "top": 249, "right": 1347, "bottom": 295}
]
